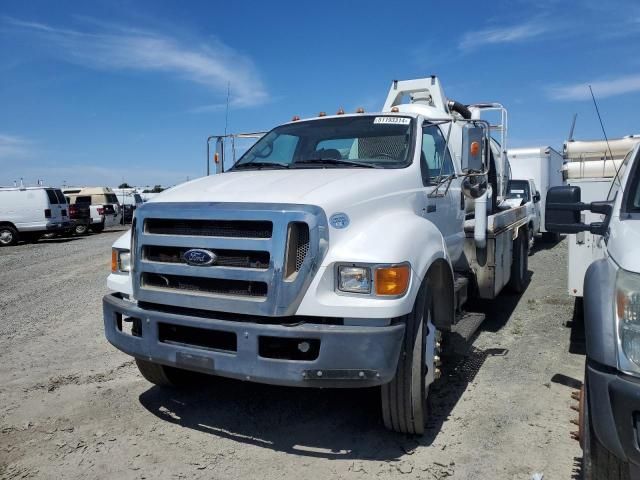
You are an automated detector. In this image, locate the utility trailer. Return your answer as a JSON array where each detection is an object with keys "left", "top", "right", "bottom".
[
  {"left": 507, "top": 146, "right": 563, "bottom": 238},
  {"left": 104, "top": 76, "right": 530, "bottom": 434}
]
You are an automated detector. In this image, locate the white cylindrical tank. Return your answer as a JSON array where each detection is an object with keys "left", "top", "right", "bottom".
[{"left": 564, "top": 135, "right": 640, "bottom": 162}]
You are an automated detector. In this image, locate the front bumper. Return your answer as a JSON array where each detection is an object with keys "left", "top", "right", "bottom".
[
  {"left": 588, "top": 362, "right": 640, "bottom": 467},
  {"left": 103, "top": 293, "right": 405, "bottom": 388}
]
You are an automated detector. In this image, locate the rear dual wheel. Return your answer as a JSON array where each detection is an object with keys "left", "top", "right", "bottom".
[
  {"left": 381, "top": 282, "right": 440, "bottom": 434},
  {"left": 508, "top": 228, "right": 528, "bottom": 293}
]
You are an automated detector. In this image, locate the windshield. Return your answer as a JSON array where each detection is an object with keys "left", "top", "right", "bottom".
[
  {"left": 232, "top": 116, "right": 414, "bottom": 170},
  {"left": 506, "top": 180, "right": 530, "bottom": 201},
  {"left": 624, "top": 148, "right": 640, "bottom": 212}
]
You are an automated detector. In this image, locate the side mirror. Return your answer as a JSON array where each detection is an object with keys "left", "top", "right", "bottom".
[
  {"left": 545, "top": 185, "right": 612, "bottom": 235},
  {"left": 461, "top": 124, "right": 484, "bottom": 173},
  {"left": 533, "top": 191, "right": 541, "bottom": 203}
]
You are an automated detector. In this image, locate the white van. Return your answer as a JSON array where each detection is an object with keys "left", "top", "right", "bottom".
[
  {"left": 63, "top": 187, "right": 122, "bottom": 232},
  {"left": 0, "top": 186, "right": 72, "bottom": 246}
]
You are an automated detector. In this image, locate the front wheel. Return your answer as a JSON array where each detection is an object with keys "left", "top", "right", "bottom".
[
  {"left": 0, "top": 225, "right": 19, "bottom": 246},
  {"left": 381, "top": 283, "right": 440, "bottom": 434},
  {"left": 135, "top": 358, "right": 200, "bottom": 387},
  {"left": 582, "top": 371, "right": 631, "bottom": 479}
]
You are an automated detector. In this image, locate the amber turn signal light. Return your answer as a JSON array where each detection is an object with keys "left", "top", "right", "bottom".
[
  {"left": 375, "top": 265, "right": 410, "bottom": 296},
  {"left": 111, "top": 249, "right": 118, "bottom": 273}
]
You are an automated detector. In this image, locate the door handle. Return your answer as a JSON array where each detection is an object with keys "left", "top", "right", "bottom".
[
  {"left": 426, "top": 205, "right": 436, "bottom": 213},
  {"left": 460, "top": 191, "right": 465, "bottom": 210}
]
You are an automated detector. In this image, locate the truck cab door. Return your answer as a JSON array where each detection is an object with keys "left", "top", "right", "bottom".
[{"left": 420, "top": 124, "right": 465, "bottom": 263}]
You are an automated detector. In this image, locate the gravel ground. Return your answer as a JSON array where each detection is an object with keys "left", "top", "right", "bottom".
[{"left": 0, "top": 230, "right": 584, "bottom": 479}]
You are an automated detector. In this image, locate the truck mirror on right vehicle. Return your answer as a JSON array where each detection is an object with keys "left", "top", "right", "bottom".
[{"left": 545, "top": 185, "right": 613, "bottom": 236}]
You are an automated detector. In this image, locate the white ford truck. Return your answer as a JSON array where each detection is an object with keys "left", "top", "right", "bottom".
[
  {"left": 546, "top": 144, "right": 640, "bottom": 479},
  {"left": 104, "top": 77, "right": 530, "bottom": 434}
]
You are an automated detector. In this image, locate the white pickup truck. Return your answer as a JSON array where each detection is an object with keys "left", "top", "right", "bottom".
[
  {"left": 505, "top": 178, "right": 541, "bottom": 252},
  {"left": 104, "top": 77, "right": 530, "bottom": 434},
  {"left": 546, "top": 144, "right": 640, "bottom": 479}
]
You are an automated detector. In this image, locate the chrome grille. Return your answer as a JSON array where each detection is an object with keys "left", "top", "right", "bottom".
[
  {"left": 142, "top": 273, "right": 267, "bottom": 298},
  {"left": 133, "top": 202, "right": 328, "bottom": 317},
  {"left": 143, "top": 245, "right": 270, "bottom": 269},
  {"left": 146, "top": 218, "right": 273, "bottom": 238}
]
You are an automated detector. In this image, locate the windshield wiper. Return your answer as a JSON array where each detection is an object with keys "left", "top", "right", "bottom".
[
  {"left": 293, "top": 158, "right": 377, "bottom": 168},
  {"left": 232, "top": 161, "right": 290, "bottom": 170}
]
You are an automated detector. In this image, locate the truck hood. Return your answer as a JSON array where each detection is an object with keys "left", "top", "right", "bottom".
[
  {"left": 608, "top": 217, "right": 640, "bottom": 273},
  {"left": 149, "top": 169, "right": 416, "bottom": 213}
]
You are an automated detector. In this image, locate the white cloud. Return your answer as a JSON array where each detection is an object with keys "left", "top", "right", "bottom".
[
  {"left": 0, "top": 133, "right": 34, "bottom": 160},
  {"left": 548, "top": 73, "right": 640, "bottom": 101},
  {"left": 459, "top": 20, "right": 550, "bottom": 51},
  {"left": 4, "top": 17, "right": 268, "bottom": 108}
]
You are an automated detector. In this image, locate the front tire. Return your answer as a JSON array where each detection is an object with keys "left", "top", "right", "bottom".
[
  {"left": 381, "top": 282, "right": 439, "bottom": 434},
  {"left": 582, "top": 371, "right": 631, "bottom": 480},
  {"left": 0, "top": 225, "right": 19, "bottom": 246},
  {"left": 135, "top": 358, "right": 198, "bottom": 387}
]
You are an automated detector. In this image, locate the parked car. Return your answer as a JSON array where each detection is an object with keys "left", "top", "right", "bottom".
[
  {"left": 505, "top": 178, "right": 541, "bottom": 253},
  {"left": 0, "top": 186, "right": 72, "bottom": 246},
  {"left": 546, "top": 143, "right": 640, "bottom": 479},
  {"left": 112, "top": 189, "right": 143, "bottom": 224},
  {"left": 63, "top": 187, "right": 121, "bottom": 232}
]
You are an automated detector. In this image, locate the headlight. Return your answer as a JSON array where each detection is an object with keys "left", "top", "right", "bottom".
[
  {"left": 338, "top": 266, "right": 371, "bottom": 294},
  {"left": 616, "top": 268, "right": 640, "bottom": 373},
  {"left": 111, "top": 248, "right": 131, "bottom": 274},
  {"left": 336, "top": 263, "right": 411, "bottom": 297}
]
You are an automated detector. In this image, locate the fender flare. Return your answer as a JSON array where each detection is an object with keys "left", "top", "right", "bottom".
[
  {"left": 583, "top": 258, "right": 618, "bottom": 367},
  {"left": 326, "top": 211, "right": 455, "bottom": 322}
]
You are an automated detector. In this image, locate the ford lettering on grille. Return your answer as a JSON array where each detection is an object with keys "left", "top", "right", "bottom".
[{"left": 183, "top": 249, "right": 217, "bottom": 266}]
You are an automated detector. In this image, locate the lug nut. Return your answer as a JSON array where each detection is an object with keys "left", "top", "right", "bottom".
[
  {"left": 434, "top": 355, "right": 442, "bottom": 367},
  {"left": 434, "top": 367, "right": 442, "bottom": 379},
  {"left": 298, "top": 341, "right": 310, "bottom": 353}
]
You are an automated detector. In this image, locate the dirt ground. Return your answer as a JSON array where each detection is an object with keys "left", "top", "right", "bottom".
[{"left": 0, "top": 229, "right": 584, "bottom": 479}]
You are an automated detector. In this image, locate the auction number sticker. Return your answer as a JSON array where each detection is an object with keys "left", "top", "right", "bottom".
[{"left": 373, "top": 117, "right": 411, "bottom": 125}]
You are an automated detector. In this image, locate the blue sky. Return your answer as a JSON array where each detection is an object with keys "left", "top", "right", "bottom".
[{"left": 1, "top": 0, "right": 639, "bottom": 187}]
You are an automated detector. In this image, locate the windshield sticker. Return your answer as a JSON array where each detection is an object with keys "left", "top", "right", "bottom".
[{"left": 373, "top": 117, "right": 411, "bottom": 125}]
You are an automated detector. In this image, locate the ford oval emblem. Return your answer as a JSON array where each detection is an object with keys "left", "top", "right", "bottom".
[
  {"left": 183, "top": 248, "right": 217, "bottom": 266},
  {"left": 330, "top": 212, "right": 350, "bottom": 229}
]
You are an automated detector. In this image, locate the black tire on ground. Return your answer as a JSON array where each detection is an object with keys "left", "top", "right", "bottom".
[
  {"left": 582, "top": 369, "right": 631, "bottom": 480},
  {"left": 508, "top": 228, "right": 528, "bottom": 293},
  {"left": 0, "top": 225, "right": 19, "bottom": 246},
  {"left": 90, "top": 224, "right": 105, "bottom": 233},
  {"left": 381, "top": 281, "right": 434, "bottom": 435},
  {"left": 74, "top": 224, "right": 89, "bottom": 235},
  {"left": 135, "top": 358, "right": 199, "bottom": 387}
]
